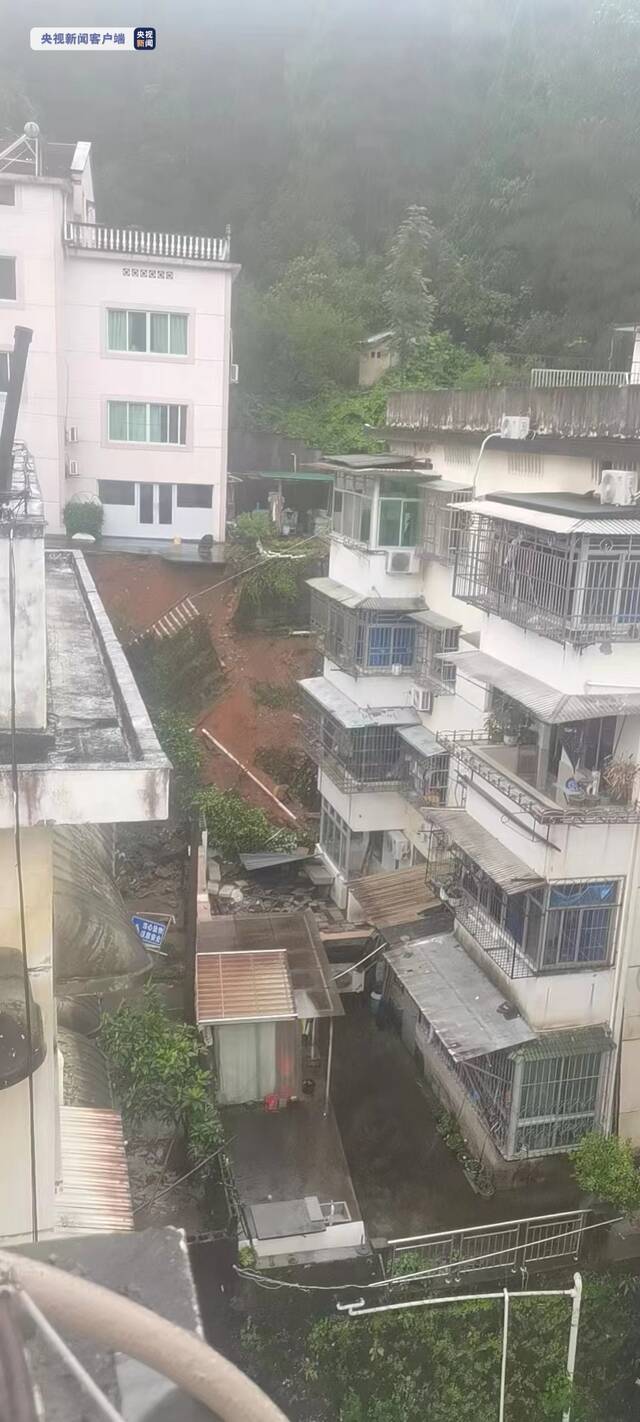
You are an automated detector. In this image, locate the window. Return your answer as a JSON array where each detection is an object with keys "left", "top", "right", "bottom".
[
  {"left": 366, "top": 621, "right": 415, "bottom": 668},
  {"left": 332, "top": 483, "right": 372, "bottom": 544},
  {"left": 176, "top": 484, "right": 213, "bottom": 508},
  {"left": 158, "top": 484, "right": 173, "bottom": 525},
  {"left": 514, "top": 1049, "right": 606, "bottom": 1153},
  {"left": 319, "top": 798, "right": 367, "bottom": 878},
  {"left": 98, "top": 480, "right": 135, "bottom": 506},
  {"left": 0, "top": 352, "right": 10, "bottom": 392},
  {"left": 542, "top": 881, "right": 618, "bottom": 968},
  {"left": 378, "top": 478, "right": 421, "bottom": 547},
  {"left": 107, "top": 309, "right": 188, "bottom": 355},
  {"left": 0, "top": 257, "right": 16, "bottom": 300},
  {"left": 0, "top": 185, "right": 15, "bottom": 206},
  {"left": 139, "top": 483, "right": 154, "bottom": 524},
  {"left": 108, "top": 401, "right": 187, "bottom": 445}
]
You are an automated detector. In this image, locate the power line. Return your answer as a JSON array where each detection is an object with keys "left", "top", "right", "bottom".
[{"left": 8, "top": 524, "right": 38, "bottom": 1242}]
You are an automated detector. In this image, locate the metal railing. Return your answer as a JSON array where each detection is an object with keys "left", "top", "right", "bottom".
[
  {"left": 64, "top": 221, "right": 231, "bottom": 262},
  {"left": 386, "top": 1210, "right": 588, "bottom": 1281},
  {"left": 530, "top": 368, "right": 629, "bottom": 389}
]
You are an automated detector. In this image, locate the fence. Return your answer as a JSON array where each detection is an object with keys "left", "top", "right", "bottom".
[
  {"left": 386, "top": 1210, "right": 588, "bottom": 1281},
  {"left": 64, "top": 222, "right": 230, "bottom": 263},
  {"left": 530, "top": 368, "right": 629, "bottom": 389}
]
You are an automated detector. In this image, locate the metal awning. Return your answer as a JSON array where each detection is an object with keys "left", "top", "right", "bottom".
[
  {"left": 408, "top": 609, "right": 461, "bottom": 631},
  {"left": 56, "top": 1106, "right": 133, "bottom": 1236},
  {"left": 196, "top": 911, "right": 343, "bottom": 1020},
  {"left": 455, "top": 498, "right": 640, "bottom": 537},
  {"left": 308, "top": 576, "right": 425, "bottom": 613},
  {"left": 397, "top": 724, "right": 442, "bottom": 757},
  {"left": 422, "top": 806, "right": 543, "bottom": 895},
  {"left": 349, "top": 866, "right": 440, "bottom": 930},
  {"left": 449, "top": 648, "right": 640, "bottom": 723},
  {"left": 300, "top": 676, "right": 418, "bottom": 730},
  {"left": 239, "top": 848, "right": 311, "bottom": 871},
  {"left": 511, "top": 1025, "right": 615, "bottom": 1061},
  {"left": 196, "top": 949, "right": 295, "bottom": 1025},
  {"left": 58, "top": 1030, "right": 113, "bottom": 1109},
  {"left": 385, "top": 932, "right": 536, "bottom": 1060}
]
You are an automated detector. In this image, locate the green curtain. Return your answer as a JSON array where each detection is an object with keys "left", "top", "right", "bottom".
[
  {"left": 107, "top": 310, "right": 127, "bottom": 351},
  {"left": 169, "top": 313, "right": 188, "bottom": 355},
  {"left": 128, "top": 403, "right": 147, "bottom": 441},
  {"left": 150, "top": 312, "right": 169, "bottom": 353},
  {"left": 149, "top": 404, "right": 167, "bottom": 442},
  {"left": 108, "top": 401, "right": 128, "bottom": 440}
]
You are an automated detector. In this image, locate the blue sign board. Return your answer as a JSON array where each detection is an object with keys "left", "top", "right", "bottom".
[{"left": 132, "top": 915, "right": 168, "bottom": 947}]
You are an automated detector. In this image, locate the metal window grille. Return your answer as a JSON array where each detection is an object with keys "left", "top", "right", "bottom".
[
  {"left": 304, "top": 699, "right": 406, "bottom": 792},
  {"left": 422, "top": 487, "right": 471, "bottom": 562},
  {"left": 514, "top": 1050, "right": 605, "bottom": 1153},
  {"left": 405, "top": 751, "right": 449, "bottom": 806},
  {"left": 453, "top": 513, "right": 640, "bottom": 646},
  {"left": 414, "top": 624, "right": 459, "bottom": 694},
  {"left": 310, "top": 593, "right": 419, "bottom": 675}
]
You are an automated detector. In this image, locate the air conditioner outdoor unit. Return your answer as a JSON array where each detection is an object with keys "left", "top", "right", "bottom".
[
  {"left": 386, "top": 549, "right": 414, "bottom": 575},
  {"left": 65, "top": 459, "right": 79, "bottom": 478},
  {"left": 500, "top": 414, "right": 531, "bottom": 441},
  {"left": 335, "top": 967, "right": 366, "bottom": 995},
  {"left": 65, "top": 425, "right": 79, "bottom": 443},
  {"left": 385, "top": 830, "right": 412, "bottom": 867},
  {"left": 599, "top": 469, "right": 637, "bottom": 506},
  {"left": 230, "top": 362, "right": 239, "bottom": 384},
  {"left": 411, "top": 685, "right": 432, "bottom": 713}
]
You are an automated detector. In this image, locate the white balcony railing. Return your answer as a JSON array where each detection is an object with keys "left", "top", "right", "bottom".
[
  {"left": 530, "top": 367, "right": 629, "bottom": 389},
  {"left": 64, "top": 221, "right": 230, "bottom": 263}
]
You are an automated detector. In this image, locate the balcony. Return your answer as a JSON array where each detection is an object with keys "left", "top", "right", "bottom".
[
  {"left": 437, "top": 729, "right": 640, "bottom": 826},
  {"left": 309, "top": 580, "right": 459, "bottom": 694},
  {"left": 385, "top": 382, "right": 640, "bottom": 442},
  {"left": 64, "top": 221, "right": 231, "bottom": 263},
  {"left": 300, "top": 676, "right": 415, "bottom": 793}
]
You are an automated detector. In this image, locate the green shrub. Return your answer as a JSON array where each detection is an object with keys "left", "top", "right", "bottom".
[
  {"left": 63, "top": 499, "right": 104, "bottom": 538},
  {"left": 230, "top": 509, "right": 273, "bottom": 544},
  {"left": 154, "top": 710, "right": 203, "bottom": 809},
  {"left": 196, "top": 786, "right": 299, "bottom": 861},
  {"left": 253, "top": 680, "right": 300, "bottom": 710},
  {"left": 572, "top": 1131, "right": 640, "bottom": 1212}
]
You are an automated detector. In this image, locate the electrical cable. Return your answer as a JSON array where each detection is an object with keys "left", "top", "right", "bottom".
[{"left": 8, "top": 525, "right": 38, "bottom": 1243}]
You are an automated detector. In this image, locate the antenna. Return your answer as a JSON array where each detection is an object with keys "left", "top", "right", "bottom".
[{"left": 0, "top": 121, "right": 41, "bottom": 176}]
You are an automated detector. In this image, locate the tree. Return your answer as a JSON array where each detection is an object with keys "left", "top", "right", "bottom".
[
  {"left": 384, "top": 206, "right": 436, "bottom": 367},
  {"left": 572, "top": 1132, "right": 640, "bottom": 1213}
]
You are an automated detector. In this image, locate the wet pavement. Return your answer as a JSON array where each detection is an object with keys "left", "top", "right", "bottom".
[{"left": 331, "top": 1001, "right": 579, "bottom": 1241}]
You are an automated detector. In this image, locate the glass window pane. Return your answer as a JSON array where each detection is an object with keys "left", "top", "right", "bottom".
[
  {"left": 176, "top": 484, "right": 213, "bottom": 508},
  {"left": 107, "top": 310, "right": 127, "bottom": 350},
  {"left": 169, "top": 313, "right": 188, "bottom": 354},
  {"left": 359, "top": 497, "right": 372, "bottom": 543},
  {"left": 368, "top": 625, "right": 392, "bottom": 667},
  {"left": 178, "top": 406, "right": 187, "bottom": 444},
  {"left": 128, "top": 312, "right": 147, "bottom": 352},
  {"left": 128, "top": 402, "right": 147, "bottom": 441},
  {"left": 108, "top": 401, "right": 128, "bottom": 440},
  {"left": 149, "top": 404, "right": 167, "bottom": 442},
  {"left": 0, "top": 258, "right": 16, "bottom": 300},
  {"left": 150, "top": 313, "right": 169, "bottom": 353},
  {"left": 378, "top": 499, "right": 402, "bottom": 546},
  {"left": 158, "top": 484, "right": 173, "bottom": 524},
  {"left": 98, "top": 480, "right": 136, "bottom": 505},
  {"left": 400, "top": 500, "right": 419, "bottom": 547},
  {"left": 139, "top": 484, "right": 154, "bottom": 523}
]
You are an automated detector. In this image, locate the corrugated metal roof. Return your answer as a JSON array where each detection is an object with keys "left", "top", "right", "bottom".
[
  {"left": 58, "top": 1030, "right": 112, "bottom": 1109},
  {"left": 240, "top": 469, "right": 335, "bottom": 483},
  {"left": 56, "top": 1107, "right": 133, "bottom": 1236},
  {"left": 349, "top": 866, "right": 440, "bottom": 929},
  {"left": 385, "top": 932, "right": 536, "bottom": 1060},
  {"left": 456, "top": 498, "right": 640, "bottom": 537},
  {"left": 196, "top": 911, "right": 344, "bottom": 1020},
  {"left": 512, "top": 1025, "right": 614, "bottom": 1061},
  {"left": 397, "top": 724, "right": 442, "bottom": 757},
  {"left": 300, "top": 676, "right": 419, "bottom": 729},
  {"left": 421, "top": 806, "right": 543, "bottom": 895},
  {"left": 239, "top": 848, "right": 311, "bottom": 871},
  {"left": 196, "top": 949, "right": 295, "bottom": 1024},
  {"left": 450, "top": 648, "right": 640, "bottom": 723},
  {"left": 308, "top": 575, "right": 425, "bottom": 613},
  {"left": 408, "top": 609, "right": 461, "bottom": 630}
]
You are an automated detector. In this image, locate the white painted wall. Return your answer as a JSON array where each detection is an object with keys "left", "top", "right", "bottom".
[
  {"left": 480, "top": 615, "right": 640, "bottom": 696},
  {"left": 323, "top": 661, "right": 414, "bottom": 708},
  {"left": 329, "top": 540, "right": 422, "bottom": 600},
  {"left": 319, "top": 771, "right": 408, "bottom": 833}
]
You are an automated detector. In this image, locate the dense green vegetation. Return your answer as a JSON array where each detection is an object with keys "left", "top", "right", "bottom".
[
  {"left": 242, "top": 1272, "right": 640, "bottom": 1421},
  {"left": 4, "top": 0, "right": 640, "bottom": 447}
]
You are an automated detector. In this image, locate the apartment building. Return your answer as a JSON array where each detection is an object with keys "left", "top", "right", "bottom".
[
  {"left": 0, "top": 125, "right": 238, "bottom": 539},
  {"left": 0, "top": 438, "right": 169, "bottom": 1242},
  {"left": 300, "top": 355, "right": 640, "bottom": 1169}
]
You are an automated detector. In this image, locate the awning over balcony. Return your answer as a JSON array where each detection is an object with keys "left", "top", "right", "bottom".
[
  {"left": 385, "top": 931, "right": 536, "bottom": 1060},
  {"left": 308, "top": 576, "right": 425, "bottom": 613},
  {"left": 408, "top": 609, "right": 461, "bottom": 631},
  {"left": 422, "top": 806, "right": 543, "bottom": 895},
  {"left": 398, "top": 724, "right": 441, "bottom": 757},
  {"left": 300, "top": 676, "right": 419, "bottom": 730},
  {"left": 449, "top": 648, "right": 640, "bottom": 723},
  {"left": 455, "top": 498, "right": 640, "bottom": 537}
]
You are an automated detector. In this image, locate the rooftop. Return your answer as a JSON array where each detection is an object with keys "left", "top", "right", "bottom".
[
  {"left": 486, "top": 489, "right": 640, "bottom": 520},
  {"left": 385, "top": 383, "right": 640, "bottom": 449},
  {"left": 300, "top": 675, "right": 419, "bottom": 730},
  {"left": 196, "top": 911, "right": 344, "bottom": 1021}
]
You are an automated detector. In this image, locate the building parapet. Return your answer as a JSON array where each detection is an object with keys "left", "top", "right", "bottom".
[
  {"left": 64, "top": 221, "right": 231, "bottom": 264},
  {"left": 385, "top": 383, "right": 640, "bottom": 442}
]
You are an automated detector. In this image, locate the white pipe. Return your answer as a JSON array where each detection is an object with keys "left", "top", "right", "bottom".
[
  {"left": 498, "top": 1289, "right": 509, "bottom": 1422},
  {"left": 342, "top": 1283, "right": 577, "bottom": 1319},
  {"left": 0, "top": 1250, "right": 288, "bottom": 1422},
  {"left": 471, "top": 430, "right": 502, "bottom": 497},
  {"left": 562, "top": 1274, "right": 583, "bottom": 1422},
  {"left": 199, "top": 728, "right": 298, "bottom": 822},
  {"left": 324, "top": 1016, "right": 335, "bottom": 1117}
]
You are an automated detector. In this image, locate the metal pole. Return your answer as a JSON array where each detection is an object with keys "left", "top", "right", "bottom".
[
  {"left": 0, "top": 327, "right": 33, "bottom": 496},
  {"left": 323, "top": 1016, "right": 335, "bottom": 1116},
  {"left": 498, "top": 1288, "right": 509, "bottom": 1422},
  {"left": 561, "top": 1274, "right": 583, "bottom": 1422}
]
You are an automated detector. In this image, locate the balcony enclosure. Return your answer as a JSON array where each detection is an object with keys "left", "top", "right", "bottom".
[
  {"left": 303, "top": 697, "right": 408, "bottom": 792},
  {"left": 420, "top": 482, "right": 471, "bottom": 563},
  {"left": 454, "top": 511, "right": 640, "bottom": 647},
  {"left": 424, "top": 822, "right": 622, "bottom": 979},
  {"left": 331, "top": 470, "right": 425, "bottom": 549},
  {"left": 309, "top": 580, "right": 459, "bottom": 692}
]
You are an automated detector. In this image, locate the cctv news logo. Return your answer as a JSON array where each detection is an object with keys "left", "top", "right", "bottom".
[{"left": 31, "top": 27, "right": 156, "bottom": 51}]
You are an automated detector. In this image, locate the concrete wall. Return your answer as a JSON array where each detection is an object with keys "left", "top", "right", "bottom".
[
  {"left": 0, "top": 827, "right": 56, "bottom": 1242},
  {"left": 481, "top": 615, "right": 640, "bottom": 696},
  {"left": 359, "top": 342, "right": 397, "bottom": 388},
  {"left": 0, "top": 526, "right": 46, "bottom": 731}
]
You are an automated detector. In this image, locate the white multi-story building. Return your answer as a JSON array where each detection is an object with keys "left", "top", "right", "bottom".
[
  {"left": 0, "top": 438, "right": 169, "bottom": 1243},
  {"left": 301, "top": 359, "right": 640, "bottom": 1171},
  {"left": 0, "top": 125, "right": 238, "bottom": 539}
]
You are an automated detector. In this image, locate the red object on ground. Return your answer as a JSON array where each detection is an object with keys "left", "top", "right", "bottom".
[{"left": 264, "top": 1094, "right": 279, "bottom": 1112}]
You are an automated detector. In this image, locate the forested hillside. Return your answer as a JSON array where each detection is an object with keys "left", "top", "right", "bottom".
[{"left": 3, "top": 0, "right": 640, "bottom": 445}]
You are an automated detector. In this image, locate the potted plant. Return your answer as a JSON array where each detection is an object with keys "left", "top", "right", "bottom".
[{"left": 602, "top": 756, "right": 640, "bottom": 805}]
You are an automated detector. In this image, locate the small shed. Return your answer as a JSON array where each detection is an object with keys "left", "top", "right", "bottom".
[
  {"left": 195, "top": 911, "right": 343, "bottom": 1106},
  {"left": 358, "top": 330, "right": 398, "bottom": 387}
]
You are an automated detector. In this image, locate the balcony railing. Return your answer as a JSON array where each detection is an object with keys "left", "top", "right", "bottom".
[
  {"left": 438, "top": 730, "right": 640, "bottom": 825},
  {"left": 304, "top": 716, "right": 407, "bottom": 794},
  {"left": 530, "top": 368, "right": 629, "bottom": 389},
  {"left": 64, "top": 221, "right": 231, "bottom": 263}
]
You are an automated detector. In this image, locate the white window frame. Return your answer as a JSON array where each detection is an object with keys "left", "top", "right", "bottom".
[
  {"left": 107, "top": 401, "right": 187, "bottom": 446},
  {"left": 106, "top": 308, "right": 189, "bottom": 356}
]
